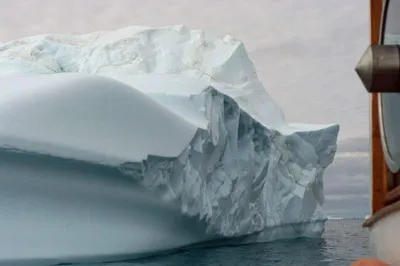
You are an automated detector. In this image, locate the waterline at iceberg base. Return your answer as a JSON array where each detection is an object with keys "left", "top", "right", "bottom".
[{"left": 0, "top": 25, "right": 339, "bottom": 264}]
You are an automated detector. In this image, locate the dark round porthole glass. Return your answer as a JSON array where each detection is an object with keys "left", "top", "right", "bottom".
[{"left": 380, "top": 0, "right": 400, "bottom": 173}]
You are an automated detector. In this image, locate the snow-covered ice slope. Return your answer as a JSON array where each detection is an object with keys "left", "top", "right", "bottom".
[{"left": 0, "top": 25, "right": 339, "bottom": 262}]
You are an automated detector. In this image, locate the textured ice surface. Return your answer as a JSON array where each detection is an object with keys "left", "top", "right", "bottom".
[{"left": 0, "top": 25, "right": 339, "bottom": 262}]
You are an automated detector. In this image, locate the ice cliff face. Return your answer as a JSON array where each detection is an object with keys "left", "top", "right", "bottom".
[
  {"left": 0, "top": 26, "right": 339, "bottom": 240},
  {"left": 114, "top": 75, "right": 339, "bottom": 237}
]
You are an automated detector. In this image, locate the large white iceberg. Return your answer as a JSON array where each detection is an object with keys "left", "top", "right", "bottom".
[{"left": 0, "top": 25, "right": 339, "bottom": 264}]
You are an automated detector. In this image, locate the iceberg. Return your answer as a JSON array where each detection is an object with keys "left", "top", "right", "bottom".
[{"left": 0, "top": 25, "right": 339, "bottom": 264}]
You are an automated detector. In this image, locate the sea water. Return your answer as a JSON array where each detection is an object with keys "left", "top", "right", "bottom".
[{"left": 75, "top": 219, "right": 369, "bottom": 266}]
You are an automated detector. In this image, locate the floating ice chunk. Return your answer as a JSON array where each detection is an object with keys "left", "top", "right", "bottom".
[{"left": 0, "top": 25, "right": 339, "bottom": 263}]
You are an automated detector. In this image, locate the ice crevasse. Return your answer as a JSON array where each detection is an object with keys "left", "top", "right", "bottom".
[{"left": 0, "top": 25, "right": 339, "bottom": 262}]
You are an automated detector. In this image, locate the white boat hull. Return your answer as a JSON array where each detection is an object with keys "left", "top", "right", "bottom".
[{"left": 369, "top": 207, "right": 400, "bottom": 265}]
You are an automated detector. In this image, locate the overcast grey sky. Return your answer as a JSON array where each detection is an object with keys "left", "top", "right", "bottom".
[{"left": 0, "top": 0, "right": 371, "bottom": 217}]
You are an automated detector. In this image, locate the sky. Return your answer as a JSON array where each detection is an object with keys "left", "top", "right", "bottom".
[{"left": 0, "top": 0, "right": 371, "bottom": 217}]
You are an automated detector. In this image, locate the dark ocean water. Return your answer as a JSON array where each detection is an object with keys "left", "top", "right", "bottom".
[{"left": 80, "top": 219, "right": 370, "bottom": 266}]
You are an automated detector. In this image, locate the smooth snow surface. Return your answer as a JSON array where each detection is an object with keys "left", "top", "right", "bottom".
[
  {"left": 0, "top": 25, "right": 339, "bottom": 264},
  {"left": 0, "top": 74, "right": 197, "bottom": 163}
]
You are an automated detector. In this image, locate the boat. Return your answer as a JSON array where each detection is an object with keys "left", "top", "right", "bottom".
[{"left": 355, "top": 0, "right": 400, "bottom": 264}]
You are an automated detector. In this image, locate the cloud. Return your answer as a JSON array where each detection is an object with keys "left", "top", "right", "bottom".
[
  {"left": 325, "top": 194, "right": 370, "bottom": 201},
  {"left": 322, "top": 137, "right": 371, "bottom": 217},
  {"left": 336, "top": 137, "right": 371, "bottom": 153},
  {"left": 335, "top": 152, "right": 369, "bottom": 159}
]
